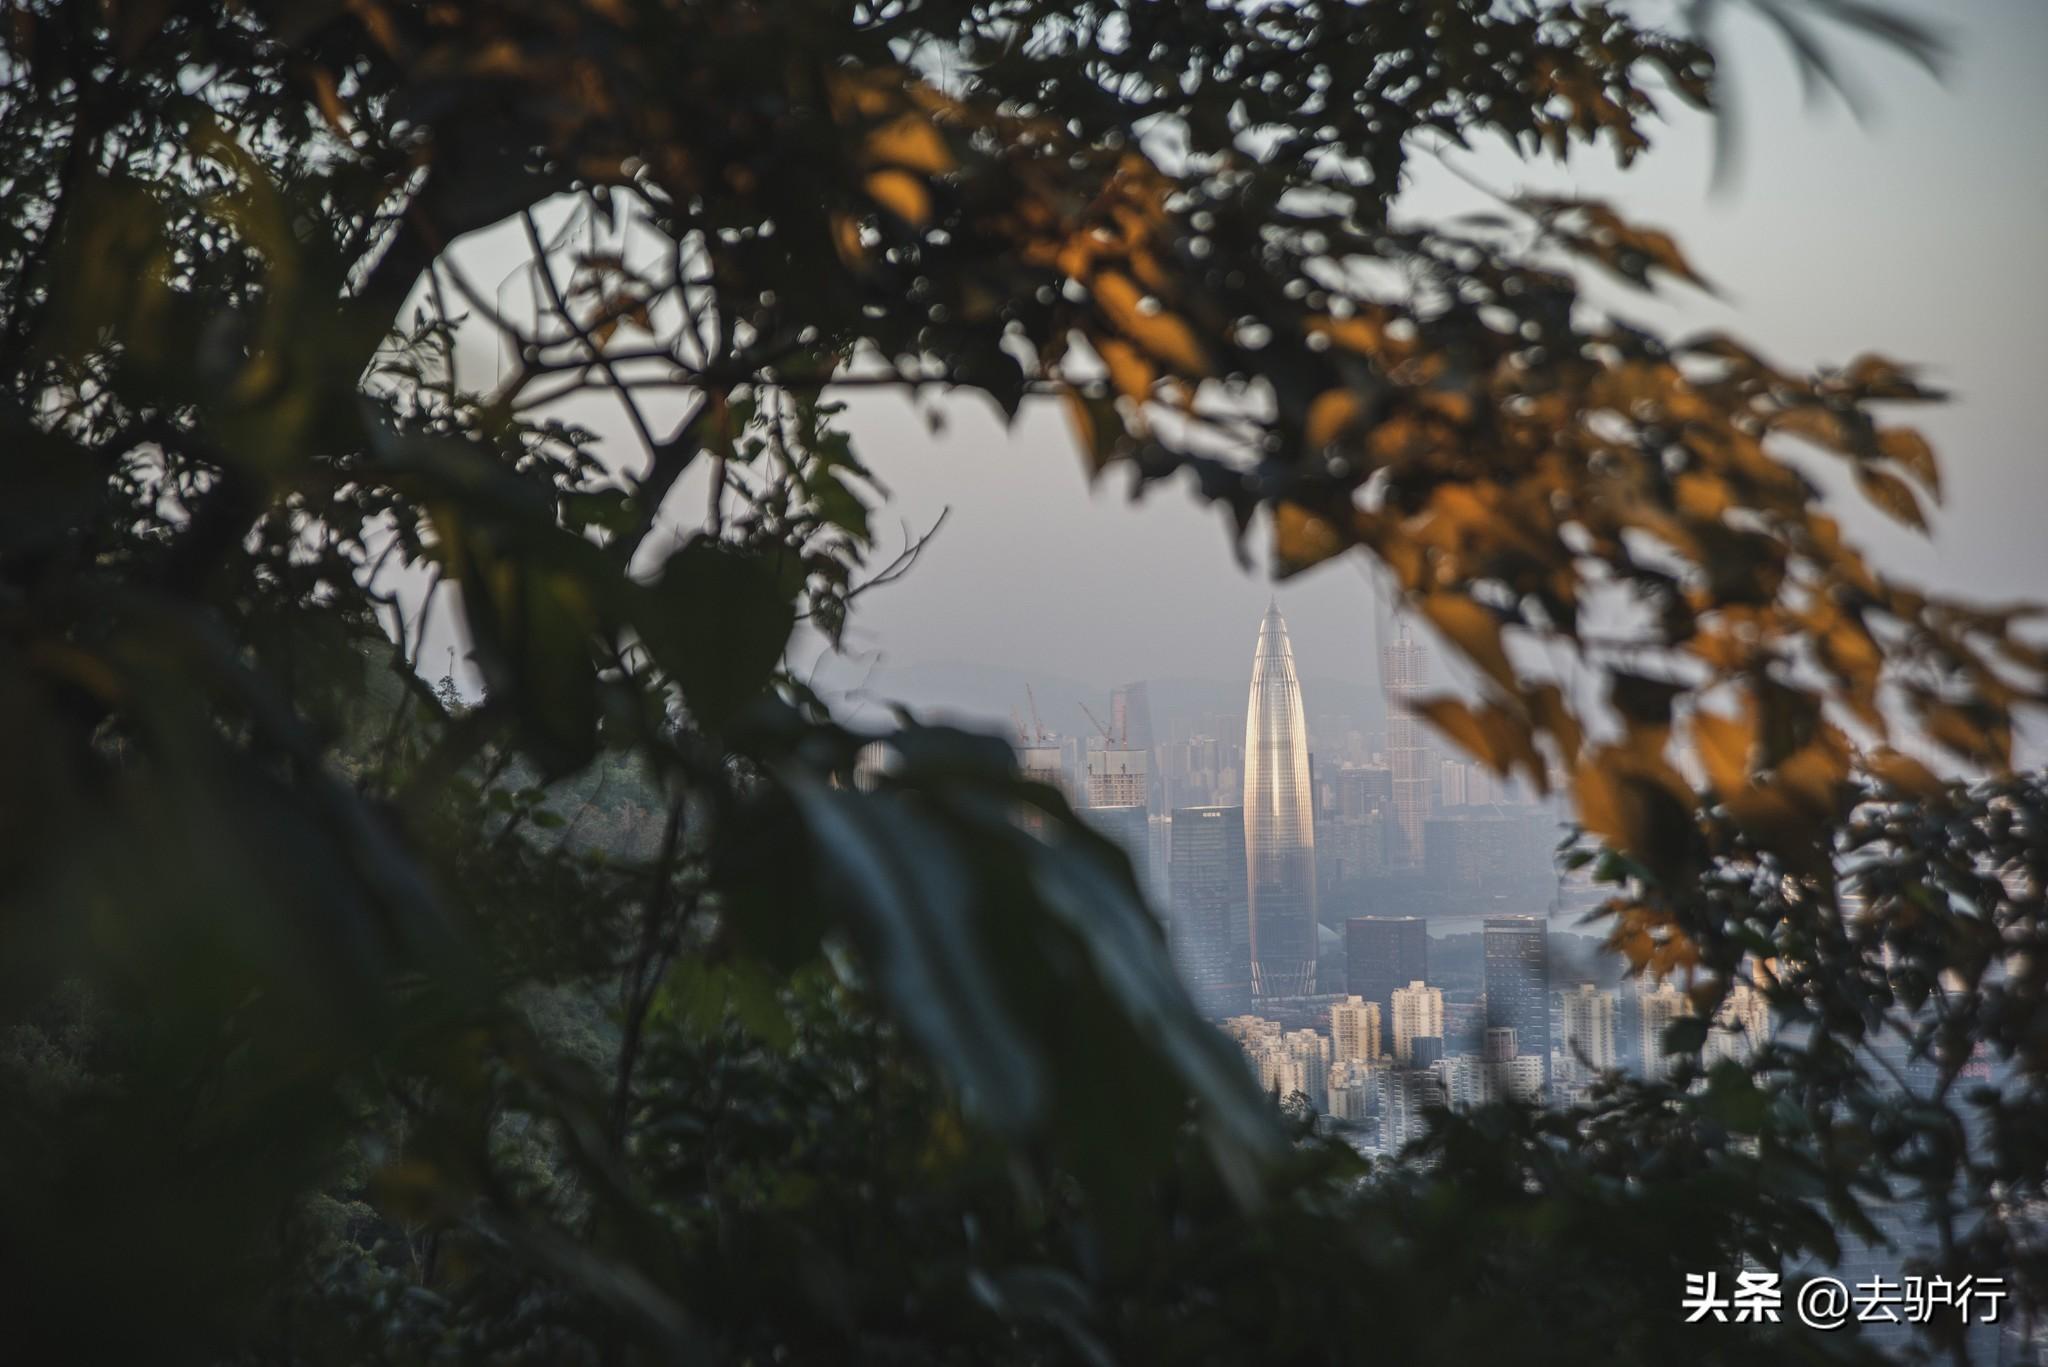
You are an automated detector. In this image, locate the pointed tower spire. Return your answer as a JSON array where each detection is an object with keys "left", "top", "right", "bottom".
[{"left": 1242, "top": 604, "right": 1318, "bottom": 998}]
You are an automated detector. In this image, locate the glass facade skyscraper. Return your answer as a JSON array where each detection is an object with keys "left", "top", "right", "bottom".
[
  {"left": 1243, "top": 603, "right": 1318, "bottom": 998},
  {"left": 1484, "top": 914, "right": 1551, "bottom": 1086},
  {"left": 1167, "top": 804, "right": 1252, "bottom": 1017},
  {"left": 1381, "top": 621, "right": 1428, "bottom": 869},
  {"left": 1346, "top": 915, "right": 1429, "bottom": 1053}
]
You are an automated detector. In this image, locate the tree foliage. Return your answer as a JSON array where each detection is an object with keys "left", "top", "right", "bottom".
[{"left": 0, "top": 1, "right": 2041, "bottom": 1363}]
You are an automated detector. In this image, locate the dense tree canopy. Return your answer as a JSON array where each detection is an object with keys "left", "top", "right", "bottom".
[{"left": 1, "top": 1, "right": 2042, "bottom": 1363}]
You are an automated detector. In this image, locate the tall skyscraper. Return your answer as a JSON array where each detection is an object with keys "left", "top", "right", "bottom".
[
  {"left": 1242, "top": 603, "right": 1318, "bottom": 997},
  {"left": 1560, "top": 983, "right": 1618, "bottom": 1083},
  {"left": 1144, "top": 811, "right": 1172, "bottom": 910},
  {"left": 1381, "top": 621, "right": 1429, "bottom": 868},
  {"left": 1346, "top": 916, "right": 1428, "bottom": 1052},
  {"left": 1390, "top": 979, "right": 1444, "bottom": 1065},
  {"left": 1167, "top": 805, "right": 1253, "bottom": 1017},
  {"left": 1484, "top": 915, "right": 1551, "bottom": 1086}
]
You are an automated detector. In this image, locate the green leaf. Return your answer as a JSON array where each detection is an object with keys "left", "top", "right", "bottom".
[
  {"left": 1662, "top": 1015, "right": 1710, "bottom": 1058},
  {"left": 638, "top": 540, "right": 797, "bottom": 729},
  {"left": 782, "top": 773, "right": 1044, "bottom": 1134}
]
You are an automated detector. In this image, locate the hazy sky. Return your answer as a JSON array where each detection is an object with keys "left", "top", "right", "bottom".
[
  {"left": 432, "top": 2, "right": 2046, "bottom": 743},
  {"left": 797, "top": 1, "right": 2048, "bottom": 708}
]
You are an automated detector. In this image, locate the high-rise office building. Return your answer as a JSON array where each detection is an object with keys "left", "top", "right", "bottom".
[
  {"left": 1346, "top": 916, "right": 1428, "bottom": 1052},
  {"left": 1484, "top": 915, "right": 1551, "bottom": 1086},
  {"left": 1242, "top": 603, "right": 1318, "bottom": 997},
  {"left": 1145, "top": 811, "right": 1172, "bottom": 910},
  {"left": 1560, "top": 983, "right": 1618, "bottom": 1084},
  {"left": 1329, "top": 995, "right": 1383, "bottom": 1065},
  {"left": 1381, "top": 621, "right": 1428, "bottom": 868},
  {"left": 1390, "top": 979, "right": 1444, "bottom": 1065},
  {"left": 1167, "top": 805, "right": 1253, "bottom": 1017}
]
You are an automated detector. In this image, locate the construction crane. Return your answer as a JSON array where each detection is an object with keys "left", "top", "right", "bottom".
[
  {"left": 1011, "top": 707, "right": 1030, "bottom": 746},
  {"left": 1024, "top": 684, "right": 1051, "bottom": 742},
  {"left": 1079, "top": 701, "right": 1125, "bottom": 747}
]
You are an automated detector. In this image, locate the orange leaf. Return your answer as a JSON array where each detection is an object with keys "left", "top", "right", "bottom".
[
  {"left": 1091, "top": 272, "right": 1209, "bottom": 375},
  {"left": 1921, "top": 702, "right": 2009, "bottom": 767},
  {"left": 1308, "top": 314, "right": 1384, "bottom": 356},
  {"left": 1692, "top": 709, "right": 1752, "bottom": 795},
  {"left": 864, "top": 170, "right": 930, "bottom": 226},
  {"left": 1306, "top": 389, "right": 1362, "bottom": 447},
  {"left": 1857, "top": 466, "right": 1927, "bottom": 531},
  {"left": 1095, "top": 336, "right": 1155, "bottom": 402},
  {"left": 1062, "top": 387, "right": 1126, "bottom": 479},
  {"left": 1275, "top": 503, "right": 1346, "bottom": 575},
  {"left": 1421, "top": 592, "right": 1515, "bottom": 693},
  {"left": 1525, "top": 683, "right": 1582, "bottom": 771},
  {"left": 1820, "top": 618, "right": 1881, "bottom": 689},
  {"left": 1772, "top": 407, "right": 1847, "bottom": 452},
  {"left": 864, "top": 113, "right": 955, "bottom": 174},
  {"left": 1413, "top": 696, "right": 1497, "bottom": 769},
  {"left": 1573, "top": 761, "right": 1629, "bottom": 850},
  {"left": 830, "top": 212, "right": 866, "bottom": 269},
  {"left": 1862, "top": 748, "right": 1945, "bottom": 799},
  {"left": 1877, "top": 427, "right": 1940, "bottom": 499},
  {"left": 1776, "top": 738, "right": 1851, "bottom": 819},
  {"left": 1674, "top": 472, "right": 1731, "bottom": 521}
]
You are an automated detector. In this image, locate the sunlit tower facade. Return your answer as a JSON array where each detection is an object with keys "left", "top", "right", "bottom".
[
  {"left": 1242, "top": 603, "right": 1318, "bottom": 998},
  {"left": 1382, "top": 621, "right": 1428, "bottom": 869}
]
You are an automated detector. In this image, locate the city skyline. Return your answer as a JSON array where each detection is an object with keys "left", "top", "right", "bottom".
[{"left": 1072, "top": 596, "right": 1763, "bottom": 1163}]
